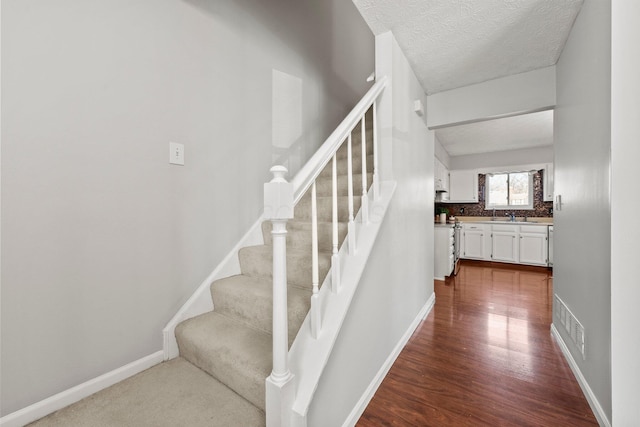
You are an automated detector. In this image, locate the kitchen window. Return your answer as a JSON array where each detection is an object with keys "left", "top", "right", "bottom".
[{"left": 485, "top": 171, "right": 534, "bottom": 210}]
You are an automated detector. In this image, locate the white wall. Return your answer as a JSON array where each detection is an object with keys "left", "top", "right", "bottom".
[
  {"left": 449, "top": 146, "right": 553, "bottom": 171},
  {"left": 434, "top": 136, "right": 450, "bottom": 169},
  {"left": 0, "top": 0, "right": 374, "bottom": 415},
  {"left": 427, "top": 66, "right": 556, "bottom": 129},
  {"left": 554, "top": 0, "right": 611, "bottom": 422},
  {"left": 611, "top": 0, "right": 640, "bottom": 424},
  {"left": 307, "top": 32, "right": 433, "bottom": 427}
]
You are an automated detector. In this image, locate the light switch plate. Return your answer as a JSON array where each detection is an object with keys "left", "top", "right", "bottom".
[
  {"left": 169, "top": 142, "right": 184, "bottom": 165},
  {"left": 414, "top": 99, "right": 424, "bottom": 116}
]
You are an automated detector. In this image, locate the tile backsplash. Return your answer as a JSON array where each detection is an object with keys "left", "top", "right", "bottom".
[{"left": 436, "top": 170, "right": 553, "bottom": 218}]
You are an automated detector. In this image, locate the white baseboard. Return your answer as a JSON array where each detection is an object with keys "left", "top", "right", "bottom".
[
  {"left": 550, "top": 324, "right": 611, "bottom": 427},
  {"left": 162, "top": 215, "right": 265, "bottom": 360},
  {"left": 0, "top": 351, "right": 164, "bottom": 427},
  {"left": 342, "top": 292, "right": 436, "bottom": 427}
]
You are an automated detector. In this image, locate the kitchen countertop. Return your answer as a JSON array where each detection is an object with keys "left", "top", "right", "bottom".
[{"left": 435, "top": 217, "right": 553, "bottom": 227}]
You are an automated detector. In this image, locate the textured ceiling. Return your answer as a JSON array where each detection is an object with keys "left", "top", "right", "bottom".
[
  {"left": 353, "top": 0, "right": 583, "bottom": 95},
  {"left": 435, "top": 110, "right": 553, "bottom": 156},
  {"left": 353, "top": 0, "right": 581, "bottom": 157}
]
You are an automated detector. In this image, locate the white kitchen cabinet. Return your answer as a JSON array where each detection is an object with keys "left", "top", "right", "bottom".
[
  {"left": 519, "top": 225, "right": 549, "bottom": 266},
  {"left": 548, "top": 226, "right": 554, "bottom": 267},
  {"left": 447, "top": 170, "right": 478, "bottom": 203},
  {"left": 434, "top": 158, "right": 449, "bottom": 193},
  {"left": 462, "top": 224, "right": 490, "bottom": 260},
  {"left": 434, "top": 225, "right": 455, "bottom": 280},
  {"left": 457, "top": 222, "right": 550, "bottom": 267},
  {"left": 491, "top": 224, "right": 519, "bottom": 263},
  {"left": 543, "top": 164, "right": 554, "bottom": 202}
]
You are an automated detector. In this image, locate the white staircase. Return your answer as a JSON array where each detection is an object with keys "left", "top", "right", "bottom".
[{"left": 166, "top": 77, "right": 389, "bottom": 426}]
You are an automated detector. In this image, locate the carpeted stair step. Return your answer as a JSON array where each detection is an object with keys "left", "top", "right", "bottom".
[
  {"left": 320, "top": 153, "right": 374, "bottom": 176},
  {"left": 261, "top": 220, "right": 348, "bottom": 252},
  {"left": 27, "top": 357, "right": 267, "bottom": 426},
  {"left": 313, "top": 172, "right": 373, "bottom": 197},
  {"left": 175, "top": 311, "right": 272, "bottom": 411},
  {"left": 238, "top": 244, "right": 332, "bottom": 287},
  {"left": 294, "top": 194, "right": 362, "bottom": 222},
  {"left": 335, "top": 139, "right": 373, "bottom": 160},
  {"left": 210, "top": 274, "right": 310, "bottom": 344},
  {"left": 345, "top": 114, "right": 374, "bottom": 134},
  {"left": 334, "top": 121, "right": 373, "bottom": 155}
]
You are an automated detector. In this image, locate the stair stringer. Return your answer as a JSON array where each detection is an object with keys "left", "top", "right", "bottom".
[
  {"left": 162, "top": 216, "right": 265, "bottom": 360},
  {"left": 286, "top": 181, "right": 397, "bottom": 427}
]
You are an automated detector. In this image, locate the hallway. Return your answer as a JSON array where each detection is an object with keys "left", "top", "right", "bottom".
[{"left": 357, "top": 261, "right": 598, "bottom": 426}]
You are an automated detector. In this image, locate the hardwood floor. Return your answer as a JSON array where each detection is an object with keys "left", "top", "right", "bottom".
[{"left": 357, "top": 260, "right": 598, "bottom": 427}]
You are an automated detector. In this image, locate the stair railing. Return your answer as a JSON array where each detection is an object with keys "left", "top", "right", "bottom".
[{"left": 264, "top": 76, "right": 387, "bottom": 427}]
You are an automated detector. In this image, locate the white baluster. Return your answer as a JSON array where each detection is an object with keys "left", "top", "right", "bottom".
[
  {"left": 347, "top": 134, "right": 356, "bottom": 254},
  {"left": 310, "top": 181, "right": 320, "bottom": 339},
  {"left": 373, "top": 101, "right": 380, "bottom": 201},
  {"left": 331, "top": 154, "right": 340, "bottom": 293},
  {"left": 263, "top": 166, "right": 294, "bottom": 427},
  {"left": 361, "top": 116, "right": 369, "bottom": 224}
]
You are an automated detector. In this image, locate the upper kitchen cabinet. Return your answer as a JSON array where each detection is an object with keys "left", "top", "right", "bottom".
[
  {"left": 435, "top": 158, "right": 449, "bottom": 193},
  {"left": 543, "top": 163, "right": 554, "bottom": 202},
  {"left": 446, "top": 170, "right": 478, "bottom": 203}
]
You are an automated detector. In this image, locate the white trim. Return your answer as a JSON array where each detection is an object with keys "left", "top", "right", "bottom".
[
  {"left": 550, "top": 325, "right": 611, "bottom": 427},
  {"left": 0, "top": 351, "right": 164, "bottom": 427},
  {"left": 427, "top": 106, "right": 554, "bottom": 130},
  {"left": 162, "top": 215, "right": 265, "bottom": 360},
  {"left": 342, "top": 292, "right": 436, "bottom": 427}
]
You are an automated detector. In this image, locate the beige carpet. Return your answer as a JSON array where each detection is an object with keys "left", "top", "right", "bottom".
[{"left": 28, "top": 357, "right": 265, "bottom": 427}]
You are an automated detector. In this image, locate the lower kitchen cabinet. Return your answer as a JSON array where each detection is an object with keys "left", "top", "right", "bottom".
[
  {"left": 461, "top": 222, "right": 550, "bottom": 267},
  {"left": 519, "top": 225, "right": 549, "bottom": 266},
  {"left": 462, "top": 224, "right": 491, "bottom": 260},
  {"left": 491, "top": 225, "right": 519, "bottom": 263}
]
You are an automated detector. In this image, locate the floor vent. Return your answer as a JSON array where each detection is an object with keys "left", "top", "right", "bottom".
[{"left": 554, "top": 294, "right": 585, "bottom": 359}]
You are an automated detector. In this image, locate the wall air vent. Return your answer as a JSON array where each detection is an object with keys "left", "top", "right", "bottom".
[{"left": 554, "top": 295, "right": 585, "bottom": 359}]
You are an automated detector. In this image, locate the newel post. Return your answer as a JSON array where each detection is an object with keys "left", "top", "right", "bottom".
[{"left": 264, "top": 166, "right": 295, "bottom": 427}]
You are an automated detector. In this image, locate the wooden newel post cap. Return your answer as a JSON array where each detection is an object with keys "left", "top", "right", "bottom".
[{"left": 264, "top": 166, "right": 294, "bottom": 220}]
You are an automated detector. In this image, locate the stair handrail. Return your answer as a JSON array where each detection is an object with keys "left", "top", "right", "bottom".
[
  {"left": 290, "top": 76, "right": 388, "bottom": 205},
  {"left": 265, "top": 76, "right": 387, "bottom": 427}
]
